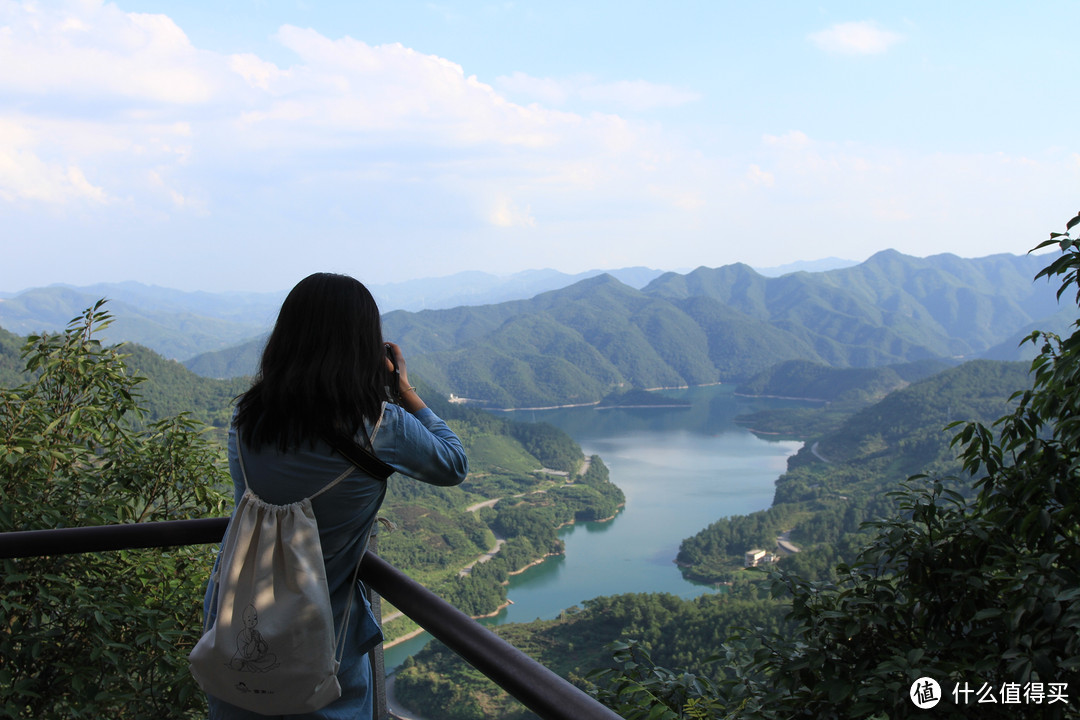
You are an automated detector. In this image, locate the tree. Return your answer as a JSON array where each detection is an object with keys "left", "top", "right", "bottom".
[
  {"left": 589, "top": 212, "right": 1080, "bottom": 719},
  {"left": 0, "top": 302, "right": 230, "bottom": 718}
]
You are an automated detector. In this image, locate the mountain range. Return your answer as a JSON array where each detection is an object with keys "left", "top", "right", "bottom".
[
  {"left": 180, "top": 250, "right": 1071, "bottom": 408},
  {"left": 0, "top": 259, "right": 860, "bottom": 361},
  {"left": 3, "top": 250, "right": 1069, "bottom": 408}
]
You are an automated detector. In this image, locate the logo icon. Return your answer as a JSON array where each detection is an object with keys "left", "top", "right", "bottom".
[{"left": 911, "top": 677, "right": 941, "bottom": 709}]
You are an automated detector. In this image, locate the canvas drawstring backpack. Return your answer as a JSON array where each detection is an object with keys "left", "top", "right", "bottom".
[{"left": 189, "top": 433, "right": 392, "bottom": 715}]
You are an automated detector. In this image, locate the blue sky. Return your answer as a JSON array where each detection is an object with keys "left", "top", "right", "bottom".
[{"left": 2, "top": 1, "right": 1077, "bottom": 292}]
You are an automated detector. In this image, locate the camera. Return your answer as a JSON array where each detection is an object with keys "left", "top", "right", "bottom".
[{"left": 384, "top": 345, "right": 402, "bottom": 404}]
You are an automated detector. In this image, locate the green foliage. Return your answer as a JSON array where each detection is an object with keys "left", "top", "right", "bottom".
[
  {"left": 676, "top": 506, "right": 795, "bottom": 580},
  {"left": 587, "top": 641, "right": 725, "bottom": 720},
  {"left": 121, "top": 344, "right": 248, "bottom": 430},
  {"left": 734, "top": 359, "right": 957, "bottom": 439},
  {"left": 394, "top": 642, "right": 533, "bottom": 720},
  {"left": 0, "top": 300, "right": 624, "bottom": 713},
  {"left": 508, "top": 421, "right": 584, "bottom": 472},
  {"left": 188, "top": 253, "right": 1058, "bottom": 410},
  {"left": 183, "top": 336, "right": 265, "bottom": 379},
  {"left": 0, "top": 302, "right": 230, "bottom": 718},
  {"left": 375, "top": 403, "right": 614, "bottom": 621},
  {"left": 0, "top": 320, "right": 246, "bottom": 439}
]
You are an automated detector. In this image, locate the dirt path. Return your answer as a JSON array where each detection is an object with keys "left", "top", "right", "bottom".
[
  {"left": 458, "top": 537, "right": 506, "bottom": 577},
  {"left": 464, "top": 497, "right": 500, "bottom": 512}
]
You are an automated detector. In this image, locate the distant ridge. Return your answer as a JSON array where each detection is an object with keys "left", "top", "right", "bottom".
[
  {"left": 0, "top": 266, "right": 665, "bottom": 361},
  {"left": 752, "top": 257, "right": 859, "bottom": 277},
  {"left": 369, "top": 267, "right": 664, "bottom": 311},
  {"left": 0, "top": 284, "right": 278, "bottom": 361}
]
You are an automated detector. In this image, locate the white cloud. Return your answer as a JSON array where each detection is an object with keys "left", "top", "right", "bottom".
[
  {"left": 0, "top": 0, "right": 225, "bottom": 104},
  {"left": 495, "top": 71, "right": 570, "bottom": 106},
  {"left": 746, "top": 164, "right": 774, "bottom": 187},
  {"left": 64, "top": 166, "right": 108, "bottom": 203},
  {"left": 809, "top": 21, "right": 903, "bottom": 56},
  {"left": 0, "top": 147, "right": 108, "bottom": 204},
  {"left": 230, "top": 26, "right": 583, "bottom": 151},
  {"left": 578, "top": 80, "right": 702, "bottom": 112},
  {"left": 230, "top": 53, "right": 288, "bottom": 92},
  {"left": 0, "top": 119, "right": 108, "bottom": 204},
  {"left": 489, "top": 196, "right": 537, "bottom": 228},
  {"left": 647, "top": 184, "right": 704, "bottom": 210},
  {"left": 495, "top": 72, "right": 700, "bottom": 111},
  {"left": 763, "top": 131, "right": 811, "bottom": 150}
]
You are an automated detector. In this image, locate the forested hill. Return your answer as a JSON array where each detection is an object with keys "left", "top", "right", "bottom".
[
  {"left": 0, "top": 326, "right": 249, "bottom": 430},
  {"left": 735, "top": 357, "right": 956, "bottom": 403}
]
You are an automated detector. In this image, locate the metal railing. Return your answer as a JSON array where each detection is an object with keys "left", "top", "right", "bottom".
[{"left": 0, "top": 519, "right": 623, "bottom": 720}]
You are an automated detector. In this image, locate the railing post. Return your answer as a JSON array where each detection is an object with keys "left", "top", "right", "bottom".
[{"left": 366, "top": 530, "right": 389, "bottom": 720}]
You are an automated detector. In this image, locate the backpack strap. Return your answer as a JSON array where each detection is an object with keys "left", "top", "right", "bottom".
[
  {"left": 334, "top": 490, "right": 387, "bottom": 664},
  {"left": 324, "top": 426, "right": 395, "bottom": 482}
]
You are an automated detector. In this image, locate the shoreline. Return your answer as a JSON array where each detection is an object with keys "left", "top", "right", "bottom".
[
  {"left": 382, "top": 505, "right": 626, "bottom": 645},
  {"left": 488, "top": 382, "right": 726, "bottom": 412},
  {"left": 382, "top": 600, "right": 515, "bottom": 649},
  {"left": 506, "top": 553, "right": 561, "bottom": 577},
  {"left": 491, "top": 400, "right": 601, "bottom": 412},
  {"left": 733, "top": 391, "right": 830, "bottom": 403},
  {"left": 596, "top": 403, "right": 691, "bottom": 410}
]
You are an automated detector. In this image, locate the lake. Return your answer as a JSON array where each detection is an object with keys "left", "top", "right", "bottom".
[{"left": 383, "top": 384, "right": 803, "bottom": 669}]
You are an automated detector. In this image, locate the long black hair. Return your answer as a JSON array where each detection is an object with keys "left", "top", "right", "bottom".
[{"left": 235, "top": 273, "right": 387, "bottom": 451}]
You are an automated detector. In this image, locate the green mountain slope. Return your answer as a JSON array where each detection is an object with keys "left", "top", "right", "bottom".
[
  {"left": 736, "top": 358, "right": 956, "bottom": 403},
  {"left": 0, "top": 323, "right": 248, "bottom": 429},
  {"left": 183, "top": 335, "right": 266, "bottom": 379}
]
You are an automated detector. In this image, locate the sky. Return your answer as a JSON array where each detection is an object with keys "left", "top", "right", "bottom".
[{"left": 2, "top": 1, "right": 1078, "bottom": 293}]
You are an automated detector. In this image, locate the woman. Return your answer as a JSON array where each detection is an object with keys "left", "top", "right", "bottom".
[{"left": 205, "top": 272, "right": 468, "bottom": 719}]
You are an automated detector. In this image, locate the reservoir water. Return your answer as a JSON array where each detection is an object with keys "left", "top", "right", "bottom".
[{"left": 383, "top": 384, "right": 803, "bottom": 669}]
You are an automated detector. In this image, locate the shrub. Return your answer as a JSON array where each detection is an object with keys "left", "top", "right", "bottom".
[{"left": 0, "top": 302, "right": 229, "bottom": 718}]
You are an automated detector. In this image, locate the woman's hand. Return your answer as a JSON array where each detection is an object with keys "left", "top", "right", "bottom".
[{"left": 384, "top": 341, "right": 426, "bottom": 413}]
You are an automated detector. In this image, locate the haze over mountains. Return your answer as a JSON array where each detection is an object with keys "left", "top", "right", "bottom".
[
  {"left": 0, "top": 266, "right": 673, "bottom": 359},
  {"left": 2, "top": 250, "right": 1069, "bottom": 409},
  {"left": 0, "top": 259, "right": 855, "bottom": 359}
]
